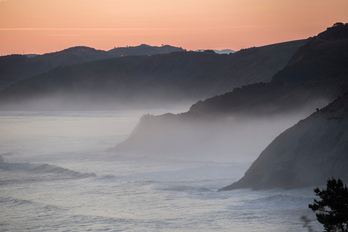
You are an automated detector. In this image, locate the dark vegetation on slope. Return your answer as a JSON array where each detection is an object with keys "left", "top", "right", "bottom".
[{"left": 190, "top": 23, "right": 348, "bottom": 116}]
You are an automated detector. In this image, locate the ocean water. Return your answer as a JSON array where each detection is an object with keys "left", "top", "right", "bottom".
[{"left": 0, "top": 111, "right": 321, "bottom": 232}]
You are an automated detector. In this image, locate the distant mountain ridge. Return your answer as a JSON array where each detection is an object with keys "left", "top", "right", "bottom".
[
  {"left": 0, "top": 40, "right": 304, "bottom": 110},
  {"left": 108, "top": 44, "right": 185, "bottom": 57},
  {"left": 214, "top": 49, "right": 235, "bottom": 54},
  {"left": 0, "top": 44, "right": 185, "bottom": 90},
  {"left": 195, "top": 49, "right": 235, "bottom": 54}
]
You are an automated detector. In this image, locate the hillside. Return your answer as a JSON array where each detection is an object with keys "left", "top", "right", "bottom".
[
  {"left": 0, "top": 47, "right": 107, "bottom": 90},
  {"left": 220, "top": 91, "right": 348, "bottom": 190},
  {"left": 0, "top": 44, "right": 185, "bottom": 91},
  {"left": 0, "top": 40, "right": 304, "bottom": 110},
  {"left": 112, "top": 24, "right": 348, "bottom": 157},
  {"left": 190, "top": 24, "right": 348, "bottom": 116}
]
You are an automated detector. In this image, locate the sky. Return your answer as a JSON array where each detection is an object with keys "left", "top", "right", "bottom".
[{"left": 1, "top": 0, "right": 348, "bottom": 56}]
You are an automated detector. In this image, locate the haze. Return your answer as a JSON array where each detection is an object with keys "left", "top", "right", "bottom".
[{"left": 1, "top": 0, "right": 347, "bottom": 55}]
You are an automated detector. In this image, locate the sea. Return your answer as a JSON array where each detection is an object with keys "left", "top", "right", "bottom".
[{"left": 0, "top": 110, "right": 322, "bottom": 232}]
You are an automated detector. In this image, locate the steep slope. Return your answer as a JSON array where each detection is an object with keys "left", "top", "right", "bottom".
[
  {"left": 220, "top": 92, "right": 348, "bottom": 190},
  {"left": 273, "top": 24, "right": 348, "bottom": 87},
  {"left": 0, "top": 40, "right": 304, "bottom": 110},
  {"left": 190, "top": 23, "right": 348, "bottom": 116}
]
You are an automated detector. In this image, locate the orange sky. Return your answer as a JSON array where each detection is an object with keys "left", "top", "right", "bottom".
[{"left": 1, "top": 0, "right": 348, "bottom": 55}]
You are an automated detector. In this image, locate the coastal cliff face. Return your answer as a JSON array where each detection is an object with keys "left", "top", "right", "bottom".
[{"left": 220, "top": 93, "right": 348, "bottom": 190}]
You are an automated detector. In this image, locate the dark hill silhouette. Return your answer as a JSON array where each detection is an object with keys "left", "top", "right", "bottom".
[
  {"left": 0, "top": 40, "right": 304, "bottom": 110},
  {"left": 112, "top": 23, "right": 348, "bottom": 158},
  {"left": 108, "top": 44, "right": 185, "bottom": 57},
  {"left": 190, "top": 23, "right": 348, "bottom": 116},
  {"left": 0, "top": 44, "right": 185, "bottom": 91},
  {"left": 0, "top": 46, "right": 107, "bottom": 90},
  {"left": 273, "top": 23, "right": 348, "bottom": 86}
]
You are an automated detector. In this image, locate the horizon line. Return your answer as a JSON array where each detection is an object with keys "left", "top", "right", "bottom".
[{"left": 0, "top": 24, "right": 301, "bottom": 31}]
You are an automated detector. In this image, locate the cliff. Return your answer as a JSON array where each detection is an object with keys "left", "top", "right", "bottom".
[{"left": 220, "top": 92, "right": 348, "bottom": 190}]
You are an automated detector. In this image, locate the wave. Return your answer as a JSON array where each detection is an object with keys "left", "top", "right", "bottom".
[
  {"left": 0, "top": 159, "right": 96, "bottom": 182},
  {"left": 0, "top": 196, "right": 33, "bottom": 206},
  {"left": 239, "top": 189, "right": 315, "bottom": 210},
  {"left": 97, "top": 174, "right": 118, "bottom": 180},
  {"left": 28, "top": 164, "right": 96, "bottom": 178},
  {"left": 160, "top": 185, "right": 213, "bottom": 193}
]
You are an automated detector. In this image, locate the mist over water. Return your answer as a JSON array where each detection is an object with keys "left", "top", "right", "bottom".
[
  {"left": 0, "top": 110, "right": 321, "bottom": 231},
  {"left": 116, "top": 108, "right": 318, "bottom": 164}
]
